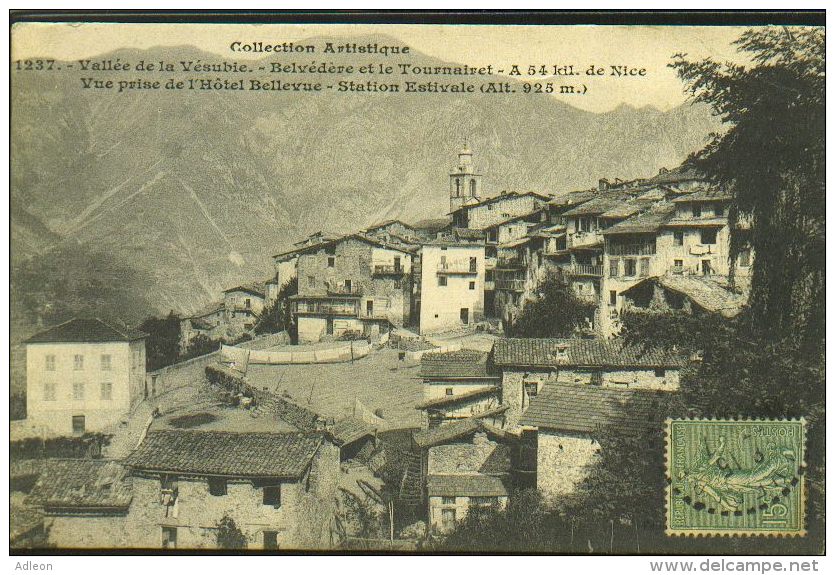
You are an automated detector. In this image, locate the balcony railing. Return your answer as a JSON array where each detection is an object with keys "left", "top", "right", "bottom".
[
  {"left": 607, "top": 243, "right": 656, "bottom": 256},
  {"left": 372, "top": 265, "right": 405, "bottom": 276},
  {"left": 326, "top": 285, "right": 362, "bottom": 296},
  {"left": 495, "top": 257, "right": 524, "bottom": 269},
  {"left": 437, "top": 261, "right": 478, "bottom": 275},
  {"left": 568, "top": 264, "right": 603, "bottom": 277},
  {"left": 294, "top": 300, "right": 359, "bottom": 316},
  {"left": 495, "top": 279, "right": 526, "bottom": 291}
]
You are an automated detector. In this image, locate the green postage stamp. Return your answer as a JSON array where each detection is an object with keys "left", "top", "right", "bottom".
[{"left": 666, "top": 419, "right": 806, "bottom": 536}]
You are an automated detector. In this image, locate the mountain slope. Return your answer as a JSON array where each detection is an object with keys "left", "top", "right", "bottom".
[{"left": 11, "top": 39, "right": 720, "bottom": 315}]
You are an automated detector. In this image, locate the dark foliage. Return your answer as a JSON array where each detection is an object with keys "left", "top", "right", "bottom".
[
  {"left": 671, "top": 27, "right": 825, "bottom": 353},
  {"left": 254, "top": 277, "right": 297, "bottom": 335},
  {"left": 508, "top": 274, "right": 596, "bottom": 338},
  {"left": 215, "top": 515, "right": 248, "bottom": 549},
  {"left": 139, "top": 311, "right": 182, "bottom": 371},
  {"left": 10, "top": 433, "right": 112, "bottom": 460},
  {"left": 10, "top": 392, "right": 27, "bottom": 421},
  {"left": 181, "top": 333, "right": 220, "bottom": 360}
]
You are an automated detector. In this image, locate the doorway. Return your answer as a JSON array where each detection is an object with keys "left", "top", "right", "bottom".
[{"left": 460, "top": 308, "right": 469, "bottom": 325}]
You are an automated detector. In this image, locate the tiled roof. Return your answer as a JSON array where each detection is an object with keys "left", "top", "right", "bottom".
[
  {"left": 672, "top": 187, "right": 732, "bottom": 203},
  {"left": 189, "top": 317, "right": 215, "bottom": 331},
  {"left": 420, "top": 350, "right": 495, "bottom": 379},
  {"left": 562, "top": 192, "right": 634, "bottom": 217},
  {"left": 26, "top": 460, "right": 132, "bottom": 511},
  {"left": 623, "top": 275, "right": 746, "bottom": 318},
  {"left": 275, "top": 232, "right": 415, "bottom": 260},
  {"left": 603, "top": 203, "right": 677, "bottom": 235},
  {"left": 450, "top": 191, "right": 551, "bottom": 214},
  {"left": 646, "top": 166, "right": 704, "bottom": 186},
  {"left": 493, "top": 338, "right": 686, "bottom": 369},
  {"left": 223, "top": 283, "right": 267, "bottom": 298},
  {"left": 599, "top": 198, "right": 658, "bottom": 220},
  {"left": 124, "top": 430, "right": 323, "bottom": 479},
  {"left": 191, "top": 301, "right": 224, "bottom": 319},
  {"left": 415, "top": 386, "right": 499, "bottom": 410},
  {"left": 412, "top": 409, "right": 511, "bottom": 449},
  {"left": 548, "top": 189, "right": 599, "bottom": 208},
  {"left": 410, "top": 218, "right": 452, "bottom": 232},
  {"left": 427, "top": 474, "right": 509, "bottom": 497},
  {"left": 10, "top": 504, "right": 44, "bottom": 542},
  {"left": 25, "top": 318, "right": 148, "bottom": 344},
  {"left": 429, "top": 441, "right": 513, "bottom": 475},
  {"left": 452, "top": 227, "right": 488, "bottom": 240},
  {"left": 331, "top": 416, "right": 376, "bottom": 446},
  {"left": 519, "top": 382, "right": 672, "bottom": 434}
]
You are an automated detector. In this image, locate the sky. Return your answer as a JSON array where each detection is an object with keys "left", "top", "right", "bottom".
[{"left": 11, "top": 22, "right": 761, "bottom": 112}]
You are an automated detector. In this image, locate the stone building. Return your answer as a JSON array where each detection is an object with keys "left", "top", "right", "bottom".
[
  {"left": 25, "top": 318, "right": 148, "bottom": 437},
  {"left": 518, "top": 382, "right": 671, "bottom": 501},
  {"left": 418, "top": 241, "right": 485, "bottom": 334},
  {"left": 25, "top": 459, "right": 133, "bottom": 548},
  {"left": 289, "top": 234, "right": 416, "bottom": 343},
  {"left": 123, "top": 430, "right": 340, "bottom": 550},
  {"left": 416, "top": 350, "right": 501, "bottom": 429},
  {"left": 451, "top": 190, "right": 550, "bottom": 230},
  {"left": 492, "top": 337, "right": 686, "bottom": 428},
  {"left": 222, "top": 284, "right": 266, "bottom": 334},
  {"left": 426, "top": 432, "right": 512, "bottom": 533}
]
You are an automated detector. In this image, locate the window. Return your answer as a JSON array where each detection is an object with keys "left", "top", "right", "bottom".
[
  {"left": 470, "top": 179, "right": 477, "bottom": 196},
  {"left": 700, "top": 229, "right": 717, "bottom": 244},
  {"left": 394, "top": 256, "right": 401, "bottom": 272},
  {"left": 72, "top": 415, "right": 86, "bottom": 435},
  {"left": 470, "top": 496, "right": 498, "bottom": 507},
  {"left": 161, "top": 526, "right": 177, "bottom": 549},
  {"left": 45, "top": 355, "right": 56, "bottom": 371},
  {"left": 469, "top": 281, "right": 476, "bottom": 290},
  {"left": 609, "top": 290, "right": 617, "bottom": 307},
  {"left": 100, "top": 382, "right": 113, "bottom": 400},
  {"left": 655, "top": 368, "right": 666, "bottom": 378},
  {"left": 43, "top": 382, "right": 56, "bottom": 401},
  {"left": 263, "top": 484, "right": 281, "bottom": 508},
  {"left": 524, "top": 382, "right": 539, "bottom": 398},
  {"left": 702, "top": 260, "right": 713, "bottom": 276},
  {"left": 73, "top": 382, "right": 85, "bottom": 401},
  {"left": 100, "top": 354, "right": 112, "bottom": 371},
  {"left": 609, "top": 258, "right": 619, "bottom": 278},
  {"left": 445, "top": 388, "right": 454, "bottom": 396},
  {"left": 487, "top": 203, "right": 494, "bottom": 211},
  {"left": 442, "top": 508, "right": 457, "bottom": 530},
  {"left": 455, "top": 178, "right": 461, "bottom": 195},
  {"left": 590, "top": 371, "right": 603, "bottom": 386},
  {"left": 73, "top": 354, "right": 84, "bottom": 371},
  {"left": 469, "top": 257, "right": 477, "bottom": 272},
  {"left": 639, "top": 257, "right": 650, "bottom": 277},
  {"left": 394, "top": 279, "right": 402, "bottom": 289},
  {"left": 485, "top": 270, "right": 494, "bottom": 281},
  {"left": 441, "top": 496, "right": 456, "bottom": 505},
  {"left": 715, "top": 205, "right": 725, "bottom": 217},
  {"left": 308, "top": 276, "right": 316, "bottom": 288},
  {"left": 344, "top": 279, "right": 352, "bottom": 292},
  {"left": 245, "top": 298, "right": 251, "bottom": 309},
  {"left": 674, "top": 231, "right": 684, "bottom": 246},
  {"left": 263, "top": 531, "right": 279, "bottom": 550},
  {"left": 208, "top": 477, "right": 227, "bottom": 496},
  {"left": 623, "top": 258, "right": 637, "bottom": 277},
  {"left": 673, "top": 259, "right": 683, "bottom": 269},
  {"left": 739, "top": 248, "right": 752, "bottom": 267},
  {"left": 438, "top": 276, "right": 447, "bottom": 287},
  {"left": 327, "top": 257, "right": 335, "bottom": 268},
  {"left": 692, "top": 204, "right": 702, "bottom": 218}
]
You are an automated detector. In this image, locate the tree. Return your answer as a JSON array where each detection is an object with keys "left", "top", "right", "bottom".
[
  {"left": 254, "top": 277, "right": 298, "bottom": 335},
  {"left": 671, "top": 27, "right": 824, "bottom": 352},
  {"left": 182, "top": 333, "right": 220, "bottom": 360},
  {"left": 508, "top": 274, "right": 596, "bottom": 338},
  {"left": 139, "top": 311, "right": 182, "bottom": 371},
  {"left": 215, "top": 515, "right": 247, "bottom": 549}
]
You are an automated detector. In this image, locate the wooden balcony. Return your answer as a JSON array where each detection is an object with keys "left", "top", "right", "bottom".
[
  {"left": 437, "top": 262, "right": 478, "bottom": 275},
  {"left": 495, "top": 279, "right": 526, "bottom": 291},
  {"left": 607, "top": 242, "right": 656, "bottom": 256},
  {"left": 293, "top": 299, "right": 359, "bottom": 317},
  {"left": 567, "top": 264, "right": 603, "bottom": 277},
  {"left": 495, "top": 257, "right": 525, "bottom": 270},
  {"left": 372, "top": 264, "right": 406, "bottom": 276}
]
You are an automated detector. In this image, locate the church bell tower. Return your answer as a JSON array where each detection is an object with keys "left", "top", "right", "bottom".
[{"left": 449, "top": 143, "right": 482, "bottom": 213}]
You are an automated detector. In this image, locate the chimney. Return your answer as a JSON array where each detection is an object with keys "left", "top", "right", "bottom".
[
  {"left": 598, "top": 178, "right": 610, "bottom": 191},
  {"left": 500, "top": 190, "right": 508, "bottom": 196},
  {"left": 658, "top": 167, "right": 670, "bottom": 175}
]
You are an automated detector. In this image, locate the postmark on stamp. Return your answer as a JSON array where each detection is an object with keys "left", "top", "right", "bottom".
[{"left": 666, "top": 419, "right": 806, "bottom": 537}]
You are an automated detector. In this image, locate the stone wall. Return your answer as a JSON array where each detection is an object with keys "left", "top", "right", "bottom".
[{"left": 536, "top": 429, "right": 600, "bottom": 502}]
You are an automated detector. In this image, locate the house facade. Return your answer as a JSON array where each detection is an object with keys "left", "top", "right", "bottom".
[
  {"left": 290, "top": 234, "right": 415, "bottom": 343},
  {"left": 222, "top": 285, "right": 266, "bottom": 334},
  {"left": 25, "top": 318, "right": 148, "bottom": 437},
  {"left": 122, "top": 430, "right": 340, "bottom": 550},
  {"left": 492, "top": 337, "right": 685, "bottom": 428},
  {"left": 418, "top": 242, "right": 485, "bottom": 334},
  {"left": 451, "top": 191, "right": 550, "bottom": 230},
  {"left": 416, "top": 350, "right": 501, "bottom": 429}
]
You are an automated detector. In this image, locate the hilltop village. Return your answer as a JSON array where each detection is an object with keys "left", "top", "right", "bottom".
[{"left": 12, "top": 146, "right": 752, "bottom": 550}]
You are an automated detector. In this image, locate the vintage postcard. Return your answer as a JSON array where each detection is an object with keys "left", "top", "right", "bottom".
[{"left": 8, "top": 12, "right": 825, "bottom": 557}]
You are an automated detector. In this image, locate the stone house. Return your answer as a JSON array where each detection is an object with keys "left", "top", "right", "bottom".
[
  {"left": 416, "top": 350, "right": 501, "bottom": 429},
  {"left": 222, "top": 284, "right": 266, "bottom": 334},
  {"left": 418, "top": 241, "right": 486, "bottom": 334},
  {"left": 179, "top": 302, "right": 225, "bottom": 352},
  {"left": 123, "top": 430, "right": 340, "bottom": 550},
  {"left": 451, "top": 190, "right": 550, "bottom": 230},
  {"left": 289, "top": 234, "right": 416, "bottom": 343},
  {"left": 518, "top": 382, "right": 671, "bottom": 501},
  {"left": 619, "top": 275, "right": 748, "bottom": 319},
  {"left": 492, "top": 337, "right": 686, "bottom": 428},
  {"left": 25, "top": 459, "right": 133, "bottom": 548},
  {"left": 25, "top": 318, "right": 148, "bottom": 437},
  {"left": 426, "top": 432, "right": 513, "bottom": 533}
]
